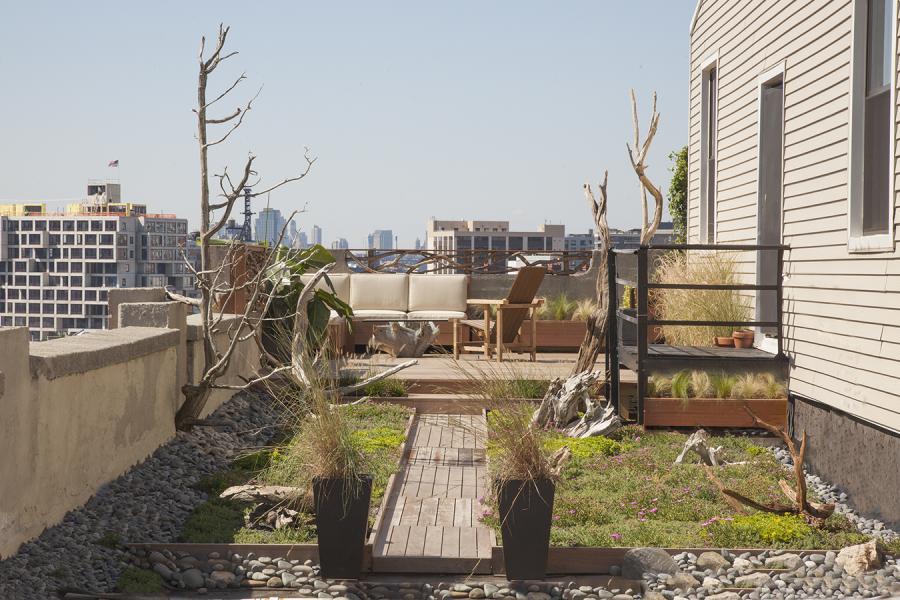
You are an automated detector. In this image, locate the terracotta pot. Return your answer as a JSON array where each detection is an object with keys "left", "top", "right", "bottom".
[
  {"left": 732, "top": 329, "right": 755, "bottom": 348},
  {"left": 714, "top": 336, "right": 735, "bottom": 347}
]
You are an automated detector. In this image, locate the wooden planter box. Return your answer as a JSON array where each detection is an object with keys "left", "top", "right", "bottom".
[
  {"left": 518, "top": 320, "right": 589, "bottom": 350},
  {"left": 643, "top": 397, "right": 788, "bottom": 428}
]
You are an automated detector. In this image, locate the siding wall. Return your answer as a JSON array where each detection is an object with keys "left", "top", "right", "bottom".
[{"left": 688, "top": 0, "right": 900, "bottom": 432}]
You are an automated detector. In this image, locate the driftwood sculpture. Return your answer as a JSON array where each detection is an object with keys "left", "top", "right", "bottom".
[
  {"left": 369, "top": 321, "right": 439, "bottom": 358},
  {"left": 535, "top": 91, "right": 665, "bottom": 437},
  {"left": 710, "top": 406, "right": 835, "bottom": 524},
  {"left": 675, "top": 429, "right": 725, "bottom": 467},
  {"left": 532, "top": 371, "right": 622, "bottom": 438},
  {"left": 220, "top": 484, "right": 313, "bottom": 530},
  {"left": 573, "top": 174, "right": 612, "bottom": 375}
]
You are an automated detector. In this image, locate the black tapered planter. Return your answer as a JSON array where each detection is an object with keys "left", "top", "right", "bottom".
[
  {"left": 497, "top": 478, "right": 555, "bottom": 580},
  {"left": 313, "top": 475, "right": 372, "bottom": 579}
]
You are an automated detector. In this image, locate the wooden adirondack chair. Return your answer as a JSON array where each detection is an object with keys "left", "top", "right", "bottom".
[{"left": 452, "top": 266, "right": 546, "bottom": 362}]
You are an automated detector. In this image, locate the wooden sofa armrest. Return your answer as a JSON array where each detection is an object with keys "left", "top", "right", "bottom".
[{"left": 466, "top": 298, "right": 506, "bottom": 305}]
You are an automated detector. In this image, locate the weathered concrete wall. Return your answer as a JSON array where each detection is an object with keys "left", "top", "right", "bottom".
[
  {"left": 186, "top": 313, "right": 262, "bottom": 417},
  {"left": 0, "top": 295, "right": 263, "bottom": 558},
  {"left": 108, "top": 287, "right": 167, "bottom": 329},
  {"left": 0, "top": 327, "right": 180, "bottom": 559},
  {"left": 791, "top": 396, "right": 900, "bottom": 529}
]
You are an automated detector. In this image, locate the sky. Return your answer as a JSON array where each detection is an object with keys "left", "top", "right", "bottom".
[{"left": 0, "top": 1, "right": 694, "bottom": 247}]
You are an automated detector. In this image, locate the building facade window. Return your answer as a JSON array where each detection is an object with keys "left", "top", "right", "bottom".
[
  {"left": 700, "top": 58, "right": 718, "bottom": 243},
  {"left": 849, "top": 0, "right": 896, "bottom": 251}
]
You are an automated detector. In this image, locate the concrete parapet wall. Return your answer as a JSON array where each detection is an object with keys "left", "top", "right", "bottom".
[
  {"left": 0, "top": 326, "right": 180, "bottom": 559},
  {"left": 186, "top": 313, "right": 261, "bottom": 417},
  {"left": 0, "top": 297, "right": 262, "bottom": 559}
]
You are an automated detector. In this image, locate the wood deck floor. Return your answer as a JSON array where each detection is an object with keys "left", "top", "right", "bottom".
[
  {"left": 372, "top": 414, "right": 495, "bottom": 573},
  {"left": 344, "top": 352, "right": 582, "bottom": 381}
]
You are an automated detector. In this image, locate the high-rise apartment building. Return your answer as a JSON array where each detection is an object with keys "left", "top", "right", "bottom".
[
  {"left": 311, "top": 225, "right": 323, "bottom": 246},
  {"left": 254, "top": 207, "right": 285, "bottom": 246},
  {"left": 0, "top": 181, "right": 194, "bottom": 340},
  {"left": 331, "top": 238, "right": 349, "bottom": 249},
  {"left": 367, "top": 229, "right": 393, "bottom": 250}
]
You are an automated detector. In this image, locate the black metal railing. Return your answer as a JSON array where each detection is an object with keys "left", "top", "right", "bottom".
[{"left": 606, "top": 243, "right": 789, "bottom": 423}]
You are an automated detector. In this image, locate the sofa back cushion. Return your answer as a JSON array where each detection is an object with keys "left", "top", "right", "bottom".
[
  {"left": 408, "top": 274, "right": 468, "bottom": 313},
  {"left": 298, "top": 273, "right": 350, "bottom": 304},
  {"left": 349, "top": 274, "right": 409, "bottom": 312}
]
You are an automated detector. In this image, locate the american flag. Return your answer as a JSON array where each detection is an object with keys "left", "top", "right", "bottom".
[{"left": 108, "top": 159, "right": 119, "bottom": 167}]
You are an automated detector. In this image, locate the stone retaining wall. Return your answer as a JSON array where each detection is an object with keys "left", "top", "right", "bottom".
[{"left": 0, "top": 292, "right": 261, "bottom": 558}]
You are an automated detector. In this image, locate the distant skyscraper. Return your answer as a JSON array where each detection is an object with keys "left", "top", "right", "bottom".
[
  {"left": 297, "top": 230, "right": 309, "bottom": 248},
  {"left": 368, "top": 229, "right": 393, "bottom": 250},
  {"left": 414, "top": 237, "right": 423, "bottom": 250},
  {"left": 311, "top": 224, "right": 323, "bottom": 246},
  {"left": 331, "top": 238, "right": 349, "bottom": 249},
  {"left": 254, "top": 208, "right": 285, "bottom": 246}
]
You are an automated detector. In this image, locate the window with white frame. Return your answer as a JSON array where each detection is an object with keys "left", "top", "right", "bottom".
[
  {"left": 849, "top": 0, "right": 896, "bottom": 250},
  {"left": 700, "top": 58, "right": 718, "bottom": 243}
]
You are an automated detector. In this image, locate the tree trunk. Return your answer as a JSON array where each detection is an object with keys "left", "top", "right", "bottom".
[{"left": 573, "top": 255, "right": 609, "bottom": 374}]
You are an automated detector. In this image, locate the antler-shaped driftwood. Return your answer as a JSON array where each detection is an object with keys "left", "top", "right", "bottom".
[
  {"left": 626, "top": 90, "right": 664, "bottom": 246},
  {"left": 711, "top": 405, "right": 834, "bottom": 523}
]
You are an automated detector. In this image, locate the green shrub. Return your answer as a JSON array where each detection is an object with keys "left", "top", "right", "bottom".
[
  {"left": 546, "top": 435, "right": 623, "bottom": 460},
  {"left": 360, "top": 377, "right": 408, "bottom": 397},
  {"left": 179, "top": 498, "right": 246, "bottom": 543},
  {"left": 117, "top": 567, "right": 164, "bottom": 593},
  {"left": 352, "top": 426, "right": 407, "bottom": 452},
  {"left": 548, "top": 293, "right": 578, "bottom": 320},
  {"left": 95, "top": 530, "right": 120, "bottom": 549},
  {"left": 706, "top": 513, "right": 813, "bottom": 546}
]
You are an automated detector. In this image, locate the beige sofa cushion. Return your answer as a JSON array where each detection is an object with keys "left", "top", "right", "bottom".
[
  {"left": 298, "top": 273, "right": 350, "bottom": 304},
  {"left": 352, "top": 309, "right": 408, "bottom": 321},
  {"left": 349, "top": 274, "right": 409, "bottom": 312},
  {"left": 407, "top": 310, "right": 466, "bottom": 320},
  {"left": 408, "top": 274, "right": 467, "bottom": 313}
]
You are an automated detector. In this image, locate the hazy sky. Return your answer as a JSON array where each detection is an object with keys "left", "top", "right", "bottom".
[{"left": 0, "top": 1, "right": 693, "bottom": 247}]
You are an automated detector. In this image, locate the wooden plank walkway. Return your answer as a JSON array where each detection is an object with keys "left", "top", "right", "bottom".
[{"left": 372, "top": 414, "right": 495, "bottom": 573}]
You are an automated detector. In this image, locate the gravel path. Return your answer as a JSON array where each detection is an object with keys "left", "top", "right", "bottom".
[{"left": 0, "top": 391, "right": 283, "bottom": 600}]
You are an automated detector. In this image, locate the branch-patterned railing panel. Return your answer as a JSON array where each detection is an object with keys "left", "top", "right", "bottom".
[{"left": 337, "top": 249, "right": 594, "bottom": 275}]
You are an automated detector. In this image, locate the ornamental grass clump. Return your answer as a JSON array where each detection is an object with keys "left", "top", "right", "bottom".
[
  {"left": 653, "top": 251, "right": 751, "bottom": 345},
  {"left": 452, "top": 359, "right": 559, "bottom": 482},
  {"left": 263, "top": 350, "right": 367, "bottom": 499},
  {"left": 647, "top": 370, "right": 787, "bottom": 399}
]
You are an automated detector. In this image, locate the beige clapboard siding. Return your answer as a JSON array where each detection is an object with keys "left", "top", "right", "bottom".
[{"left": 688, "top": 0, "right": 900, "bottom": 432}]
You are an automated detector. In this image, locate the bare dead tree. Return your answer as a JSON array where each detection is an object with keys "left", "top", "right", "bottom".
[
  {"left": 170, "top": 24, "right": 320, "bottom": 430},
  {"left": 627, "top": 90, "right": 664, "bottom": 245},
  {"left": 573, "top": 172, "right": 611, "bottom": 374}
]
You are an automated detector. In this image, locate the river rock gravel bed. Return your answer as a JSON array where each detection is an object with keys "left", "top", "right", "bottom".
[{"left": 0, "top": 391, "right": 282, "bottom": 600}]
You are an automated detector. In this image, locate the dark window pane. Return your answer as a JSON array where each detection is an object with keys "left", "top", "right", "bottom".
[{"left": 867, "top": 0, "right": 891, "bottom": 93}]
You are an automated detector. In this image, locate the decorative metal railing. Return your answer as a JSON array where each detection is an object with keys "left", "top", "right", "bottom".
[{"left": 336, "top": 249, "right": 595, "bottom": 275}]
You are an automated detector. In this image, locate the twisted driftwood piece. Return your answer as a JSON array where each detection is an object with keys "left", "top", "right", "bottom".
[
  {"left": 675, "top": 429, "right": 725, "bottom": 467},
  {"left": 712, "top": 405, "right": 834, "bottom": 523},
  {"left": 369, "top": 321, "right": 439, "bottom": 358}
]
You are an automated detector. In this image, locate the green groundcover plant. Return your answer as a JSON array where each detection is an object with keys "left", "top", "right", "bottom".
[
  {"left": 179, "top": 402, "right": 411, "bottom": 544},
  {"left": 479, "top": 426, "right": 870, "bottom": 549}
]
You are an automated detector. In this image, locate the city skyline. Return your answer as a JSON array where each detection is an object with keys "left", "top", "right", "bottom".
[{"left": 0, "top": 2, "right": 690, "bottom": 246}]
